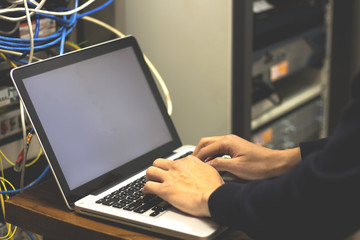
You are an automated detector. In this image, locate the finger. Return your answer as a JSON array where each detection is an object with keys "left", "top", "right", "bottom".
[
  {"left": 146, "top": 166, "right": 167, "bottom": 182},
  {"left": 152, "top": 158, "right": 173, "bottom": 170},
  {"left": 192, "top": 136, "right": 220, "bottom": 156},
  {"left": 206, "top": 157, "right": 234, "bottom": 172},
  {"left": 142, "top": 181, "right": 162, "bottom": 195},
  {"left": 194, "top": 141, "right": 224, "bottom": 161}
]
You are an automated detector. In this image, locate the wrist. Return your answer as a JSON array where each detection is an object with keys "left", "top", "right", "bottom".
[
  {"left": 282, "top": 147, "right": 302, "bottom": 167},
  {"left": 201, "top": 192, "right": 211, "bottom": 217},
  {"left": 201, "top": 185, "right": 222, "bottom": 217},
  {"left": 268, "top": 147, "right": 301, "bottom": 178}
]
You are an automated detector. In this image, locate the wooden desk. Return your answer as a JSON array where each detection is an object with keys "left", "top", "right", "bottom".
[{"left": 5, "top": 178, "right": 252, "bottom": 240}]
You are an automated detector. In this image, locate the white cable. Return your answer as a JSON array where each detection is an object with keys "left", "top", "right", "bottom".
[
  {"left": 143, "top": 55, "right": 173, "bottom": 115},
  {"left": 81, "top": 15, "right": 173, "bottom": 116},
  {"left": 28, "top": 0, "right": 39, "bottom": 6},
  {"left": 0, "top": 0, "right": 95, "bottom": 21},
  {"left": 23, "top": 0, "right": 34, "bottom": 64},
  {"left": 0, "top": 0, "right": 47, "bottom": 22},
  {"left": 18, "top": 0, "right": 34, "bottom": 193},
  {"left": 81, "top": 16, "right": 125, "bottom": 38}
]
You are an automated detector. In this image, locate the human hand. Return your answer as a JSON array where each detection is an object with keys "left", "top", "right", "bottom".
[
  {"left": 142, "top": 155, "right": 224, "bottom": 217},
  {"left": 193, "top": 134, "right": 301, "bottom": 180}
]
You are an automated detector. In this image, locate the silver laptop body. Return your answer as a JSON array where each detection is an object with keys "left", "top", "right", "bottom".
[{"left": 10, "top": 36, "right": 224, "bottom": 240}]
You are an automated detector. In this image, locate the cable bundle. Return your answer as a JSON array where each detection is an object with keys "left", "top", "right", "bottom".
[{"left": 0, "top": 0, "right": 114, "bottom": 64}]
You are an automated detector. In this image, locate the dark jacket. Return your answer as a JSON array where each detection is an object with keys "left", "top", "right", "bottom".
[{"left": 209, "top": 74, "right": 360, "bottom": 240}]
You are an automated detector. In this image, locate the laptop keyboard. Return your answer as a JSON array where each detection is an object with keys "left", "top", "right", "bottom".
[{"left": 95, "top": 151, "right": 193, "bottom": 217}]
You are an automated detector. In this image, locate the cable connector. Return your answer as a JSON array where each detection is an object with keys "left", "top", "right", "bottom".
[
  {"left": 26, "top": 132, "right": 33, "bottom": 145},
  {"left": 14, "top": 148, "right": 24, "bottom": 172},
  {"left": 14, "top": 131, "right": 33, "bottom": 172}
]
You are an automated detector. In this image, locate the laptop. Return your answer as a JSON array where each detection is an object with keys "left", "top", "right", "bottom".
[{"left": 10, "top": 36, "right": 225, "bottom": 240}]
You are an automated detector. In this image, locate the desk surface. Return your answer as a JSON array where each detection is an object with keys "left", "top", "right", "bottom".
[{"left": 5, "top": 178, "right": 252, "bottom": 240}]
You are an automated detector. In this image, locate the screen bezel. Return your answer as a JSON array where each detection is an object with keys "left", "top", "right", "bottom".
[{"left": 10, "top": 36, "right": 182, "bottom": 206}]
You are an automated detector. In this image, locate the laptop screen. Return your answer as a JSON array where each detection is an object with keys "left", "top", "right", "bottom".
[
  {"left": 11, "top": 37, "right": 181, "bottom": 203},
  {"left": 23, "top": 46, "right": 172, "bottom": 190}
]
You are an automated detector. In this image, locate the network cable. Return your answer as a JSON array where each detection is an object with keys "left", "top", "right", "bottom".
[
  {"left": 25, "top": 230, "right": 36, "bottom": 240},
  {"left": 0, "top": 0, "right": 112, "bottom": 61},
  {"left": 0, "top": 165, "right": 49, "bottom": 194},
  {"left": 0, "top": 0, "right": 92, "bottom": 20},
  {"left": 23, "top": 0, "right": 34, "bottom": 63}
]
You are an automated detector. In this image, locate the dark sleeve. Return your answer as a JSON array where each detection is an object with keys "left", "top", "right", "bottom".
[
  {"left": 299, "top": 138, "right": 327, "bottom": 159},
  {"left": 209, "top": 75, "right": 360, "bottom": 240}
]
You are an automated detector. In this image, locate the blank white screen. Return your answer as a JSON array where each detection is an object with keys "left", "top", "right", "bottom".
[{"left": 23, "top": 47, "right": 172, "bottom": 190}]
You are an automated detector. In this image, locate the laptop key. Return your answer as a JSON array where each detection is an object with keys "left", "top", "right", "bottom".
[
  {"left": 152, "top": 205, "right": 167, "bottom": 212},
  {"left": 111, "top": 190, "right": 120, "bottom": 195},
  {"left": 131, "top": 193, "right": 142, "bottom": 200},
  {"left": 142, "top": 194, "right": 156, "bottom": 202},
  {"left": 95, "top": 198, "right": 106, "bottom": 204},
  {"left": 113, "top": 194, "right": 126, "bottom": 200},
  {"left": 104, "top": 194, "right": 112, "bottom": 199},
  {"left": 120, "top": 199, "right": 133, "bottom": 205},
  {"left": 134, "top": 202, "right": 157, "bottom": 214},
  {"left": 133, "top": 191, "right": 142, "bottom": 197},
  {"left": 127, "top": 195, "right": 138, "bottom": 201},
  {"left": 123, "top": 200, "right": 143, "bottom": 211},
  {"left": 112, "top": 202, "right": 126, "bottom": 209},
  {"left": 150, "top": 211, "right": 160, "bottom": 217},
  {"left": 97, "top": 175, "right": 171, "bottom": 216},
  {"left": 102, "top": 198, "right": 118, "bottom": 206}
]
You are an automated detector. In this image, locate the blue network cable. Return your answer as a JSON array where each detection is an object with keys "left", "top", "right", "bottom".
[
  {"left": 0, "top": 3, "right": 78, "bottom": 52},
  {"left": 0, "top": 0, "right": 114, "bottom": 62},
  {"left": 77, "top": 0, "right": 114, "bottom": 18},
  {"left": 25, "top": 230, "right": 36, "bottom": 240},
  {"left": 4, "top": 16, "right": 40, "bottom": 61},
  {"left": 0, "top": 165, "right": 50, "bottom": 194}
]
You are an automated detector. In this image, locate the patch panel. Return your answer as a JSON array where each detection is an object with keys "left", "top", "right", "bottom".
[{"left": 0, "top": 87, "right": 19, "bottom": 108}]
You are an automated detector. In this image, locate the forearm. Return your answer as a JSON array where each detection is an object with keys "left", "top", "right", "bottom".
[
  {"left": 209, "top": 149, "right": 360, "bottom": 240},
  {"left": 266, "top": 147, "right": 302, "bottom": 178}
]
